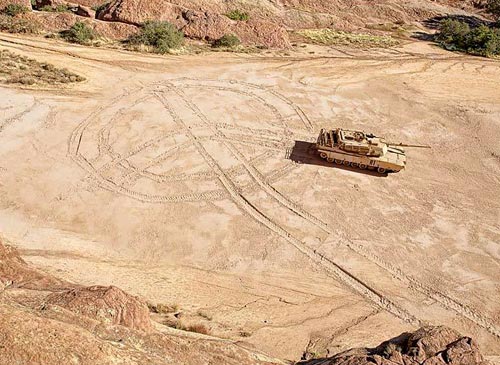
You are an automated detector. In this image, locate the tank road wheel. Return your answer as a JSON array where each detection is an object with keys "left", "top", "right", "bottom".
[
  {"left": 320, "top": 152, "right": 328, "bottom": 159},
  {"left": 377, "top": 167, "right": 387, "bottom": 174},
  {"left": 359, "top": 163, "right": 367, "bottom": 170},
  {"left": 343, "top": 160, "right": 350, "bottom": 166},
  {"left": 334, "top": 159, "right": 343, "bottom": 165},
  {"left": 351, "top": 162, "right": 359, "bottom": 168},
  {"left": 326, "top": 157, "right": 334, "bottom": 163}
]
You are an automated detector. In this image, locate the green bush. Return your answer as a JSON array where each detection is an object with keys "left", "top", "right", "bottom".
[
  {"left": 212, "top": 33, "right": 241, "bottom": 48},
  {"left": 2, "top": 3, "right": 30, "bottom": 16},
  {"left": 40, "top": 4, "right": 70, "bottom": 12},
  {"left": 0, "top": 14, "right": 38, "bottom": 33},
  {"left": 128, "top": 21, "right": 184, "bottom": 53},
  {"left": 437, "top": 18, "right": 500, "bottom": 57},
  {"left": 61, "top": 21, "right": 96, "bottom": 44},
  {"left": 225, "top": 9, "right": 249, "bottom": 21},
  {"left": 437, "top": 19, "right": 470, "bottom": 49},
  {"left": 466, "top": 25, "right": 500, "bottom": 55}
]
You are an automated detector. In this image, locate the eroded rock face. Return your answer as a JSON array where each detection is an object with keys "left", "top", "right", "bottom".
[
  {"left": 0, "top": 239, "right": 66, "bottom": 290},
  {"left": 98, "top": 0, "right": 290, "bottom": 47},
  {"left": 301, "top": 326, "right": 489, "bottom": 365},
  {"left": 45, "top": 285, "right": 153, "bottom": 332},
  {"left": 19, "top": 12, "right": 138, "bottom": 39}
]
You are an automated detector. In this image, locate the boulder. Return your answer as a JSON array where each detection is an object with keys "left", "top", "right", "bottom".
[
  {"left": 98, "top": 0, "right": 290, "bottom": 47},
  {"left": 20, "top": 12, "right": 138, "bottom": 39},
  {"left": 301, "top": 326, "right": 488, "bottom": 365},
  {"left": 75, "top": 4, "right": 95, "bottom": 17},
  {"left": 45, "top": 285, "right": 153, "bottom": 332},
  {"left": 0, "top": 239, "right": 66, "bottom": 290}
]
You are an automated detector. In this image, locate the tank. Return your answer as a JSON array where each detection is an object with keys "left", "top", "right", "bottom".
[{"left": 315, "top": 128, "right": 429, "bottom": 173}]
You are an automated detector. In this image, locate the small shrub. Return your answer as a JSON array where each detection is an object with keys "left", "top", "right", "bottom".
[
  {"left": 212, "top": 33, "right": 241, "bottom": 48},
  {"left": 40, "top": 4, "right": 70, "bottom": 12},
  {"left": 225, "top": 9, "right": 249, "bottom": 21},
  {"left": 61, "top": 21, "right": 96, "bottom": 44},
  {"left": 128, "top": 21, "right": 184, "bottom": 54},
  {"left": 148, "top": 302, "right": 178, "bottom": 314},
  {"left": 2, "top": 3, "right": 30, "bottom": 16},
  {"left": 186, "top": 323, "right": 210, "bottom": 335},
  {"left": 437, "top": 19, "right": 470, "bottom": 50},
  {"left": 466, "top": 25, "right": 500, "bottom": 56}
]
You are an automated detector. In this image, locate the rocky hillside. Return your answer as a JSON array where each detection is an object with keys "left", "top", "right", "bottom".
[
  {"left": 301, "top": 326, "right": 490, "bottom": 365},
  {"left": 0, "top": 238, "right": 281, "bottom": 365},
  {"left": 0, "top": 238, "right": 492, "bottom": 365},
  {"left": 1, "top": 0, "right": 489, "bottom": 47}
]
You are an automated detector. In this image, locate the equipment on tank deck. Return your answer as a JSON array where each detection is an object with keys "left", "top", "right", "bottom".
[{"left": 315, "top": 128, "right": 430, "bottom": 174}]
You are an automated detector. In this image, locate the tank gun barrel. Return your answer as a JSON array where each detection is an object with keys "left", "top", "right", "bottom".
[{"left": 387, "top": 142, "right": 431, "bottom": 148}]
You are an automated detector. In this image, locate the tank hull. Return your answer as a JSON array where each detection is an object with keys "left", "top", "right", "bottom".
[{"left": 316, "top": 145, "right": 406, "bottom": 173}]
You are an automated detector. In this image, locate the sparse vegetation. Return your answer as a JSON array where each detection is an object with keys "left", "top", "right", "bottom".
[
  {"left": 2, "top": 3, "right": 30, "bottom": 16},
  {"left": 296, "top": 29, "right": 399, "bottom": 48},
  {"left": 0, "top": 49, "right": 85, "bottom": 86},
  {"left": 40, "top": 4, "right": 71, "bottom": 12},
  {"left": 127, "top": 20, "right": 184, "bottom": 54},
  {"left": 175, "top": 321, "right": 210, "bottom": 335},
  {"left": 225, "top": 9, "right": 249, "bottom": 21},
  {"left": 212, "top": 33, "right": 241, "bottom": 48},
  {"left": 437, "top": 18, "right": 500, "bottom": 57},
  {"left": 382, "top": 342, "right": 402, "bottom": 358},
  {"left": 0, "top": 14, "right": 39, "bottom": 33},
  {"left": 60, "top": 21, "right": 96, "bottom": 45},
  {"left": 148, "top": 302, "right": 179, "bottom": 314}
]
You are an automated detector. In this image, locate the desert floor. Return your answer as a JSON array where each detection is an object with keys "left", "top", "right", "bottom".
[{"left": 0, "top": 34, "right": 499, "bottom": 362}]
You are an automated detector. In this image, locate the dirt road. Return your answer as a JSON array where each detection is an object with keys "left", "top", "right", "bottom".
[{"left": 0, "top": 34, "right": 499, "bottom": 361}]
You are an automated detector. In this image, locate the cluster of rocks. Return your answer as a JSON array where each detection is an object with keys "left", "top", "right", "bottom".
[
  {"left": 0, "top": 0, "right": 487, "bottom": 48},
  {"left": 0, "top": 238, "right": 493, "bottom": 365},
  {"left": 302, "top": 326, "right": 489, "bottom": 365}
]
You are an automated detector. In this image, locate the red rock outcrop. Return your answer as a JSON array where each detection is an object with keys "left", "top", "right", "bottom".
[
  {"left": 98, "top": 0, "right": 290, "bottom": 47},
  {"left": 301, "top": 326, "right": 489, "bottom": 365},
  {"left": 45, "top": 285, "right": 153, "bottom": 332},
  {"left": 0, "top": 239, "right": 66, "bottom": 290},
  {"left": 20, "top": 12, "right": 138, "bottom": 39}
]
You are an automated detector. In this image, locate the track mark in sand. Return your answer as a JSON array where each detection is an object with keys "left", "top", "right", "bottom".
[
  {"left": 66, "top": 79, "right": 500, "bottom": 338},
  {"left": 165, "top": 81, "right": 500, "bottom": 339},
  {"left": 156, "top": 84, "right": 420, "bottom": 326},
  {"left": 69, "top": 79, "right": 309, "bottom": 203},
  {"left": 0, "top": 100, "right": 37, "bottom": 134}
]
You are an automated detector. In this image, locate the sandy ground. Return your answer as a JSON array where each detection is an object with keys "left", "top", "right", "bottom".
[{"left": 0, "top": 34, "right": 499, "bottom": 362}]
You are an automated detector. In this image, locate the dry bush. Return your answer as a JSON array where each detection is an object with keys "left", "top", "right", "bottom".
[
  {"left": 0, "top": 50, "right": 85, "bottom": 86},
  {"left": 148, "top": 302, "right": 179, "bottom": 314},
  {"left": 296, "top": 29, "right": 399, "bottom": 48},
  {"left": 185, "top": 323, "right": 210, "bottom": 335}
]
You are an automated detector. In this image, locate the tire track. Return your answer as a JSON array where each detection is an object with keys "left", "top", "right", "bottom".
[
  {"left": 166, "top": 81, "right": 500, "bottom": 339},
  {"left": 155, "top": 84, "right": 420, "bottom": 326}
]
